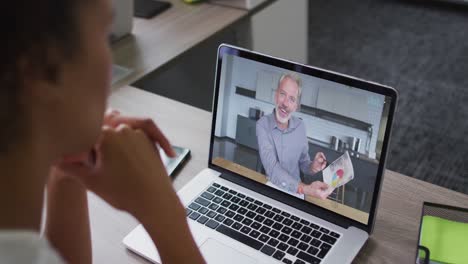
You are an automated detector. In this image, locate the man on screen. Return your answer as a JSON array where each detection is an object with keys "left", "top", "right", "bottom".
[{"left": 256, "top": 73, "right": 331, "bottom": 200}]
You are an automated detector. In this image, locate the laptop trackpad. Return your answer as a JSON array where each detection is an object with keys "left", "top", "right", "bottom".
[{"left": 200, "top": 238, "right": 258, "bottom": 264}]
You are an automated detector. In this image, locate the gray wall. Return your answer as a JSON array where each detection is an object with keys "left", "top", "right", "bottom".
[{"left": 251, "top": 0, "right": 308, "bottom": 64}]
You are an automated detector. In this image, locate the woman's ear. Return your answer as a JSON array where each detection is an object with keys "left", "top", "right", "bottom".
[{"left": 18, "top": 48, "right": 65, "bottom": 106}]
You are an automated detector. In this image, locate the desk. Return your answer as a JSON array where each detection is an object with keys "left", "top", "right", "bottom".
[
  {"left": 111, "top": 0, "right": 247, "bottom": 89},
  {"left": 111, "top": 0, "right": 275, "bottom": 90},
  {"left": 88, "top": 85, "right": 468, "bottom": 263}
]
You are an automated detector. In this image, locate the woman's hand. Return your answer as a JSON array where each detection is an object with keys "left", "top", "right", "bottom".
[
  {"left": 53, "top": 111, "right": 205, "bottom": 263},
  {"left": 103, "top": 109, "right": 175, "bottom": 158},
  {"left": 58, "top": 109, "right": 175, "bottom": 166},
  {"left": 55, "top": 111, "right": 180, "bottom": 219}
]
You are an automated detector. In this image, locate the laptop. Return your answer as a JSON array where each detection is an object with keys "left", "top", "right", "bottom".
[{"left": 123, "top": 44, "right": 398, "bottom": 264}]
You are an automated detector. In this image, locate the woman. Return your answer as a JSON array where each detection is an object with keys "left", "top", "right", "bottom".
[{"left": 0, "top": 0, "right": 204, "bottom": 263}]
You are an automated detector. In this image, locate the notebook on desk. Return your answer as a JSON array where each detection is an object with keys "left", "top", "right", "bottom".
[{"left": 123, "top": 44, "right": 398, "bottom": 264}]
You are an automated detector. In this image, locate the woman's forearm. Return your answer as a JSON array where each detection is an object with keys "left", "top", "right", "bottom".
[
  {"left": 137, "top": 197, "right": 205, "bottom": 264},
  {"left": 45, "top": 169, "right": 92, "bottom": 264}
]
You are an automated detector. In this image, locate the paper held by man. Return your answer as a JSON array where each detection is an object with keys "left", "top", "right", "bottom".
[{"left": 322, "top": 151, "right": 355, "bottom": 193}]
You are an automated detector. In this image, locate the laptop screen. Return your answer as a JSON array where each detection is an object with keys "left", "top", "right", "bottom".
[{"left": 210, "top": 45, "right": 396, "bottom": 226}]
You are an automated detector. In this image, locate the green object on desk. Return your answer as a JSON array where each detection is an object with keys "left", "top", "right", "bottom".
[
  {"left": 419, "top": 215, "right": 468, "bottom": 264},
  {"left": 183, "top": 0, "right": 203, "bottom": 3}
]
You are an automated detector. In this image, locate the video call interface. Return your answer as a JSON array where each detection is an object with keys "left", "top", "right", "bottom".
[{"left": 211, "top": 54, "right": 392, "bottom": 224}]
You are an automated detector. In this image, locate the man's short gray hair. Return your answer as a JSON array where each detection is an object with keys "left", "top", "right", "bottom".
[{"left": 278, "top": 72, "right": 302, "bottom": 104}]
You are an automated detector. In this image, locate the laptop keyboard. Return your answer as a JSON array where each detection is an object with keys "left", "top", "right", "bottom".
[{"left": 185, "top": 183, "right": 341, "bottom": 264}]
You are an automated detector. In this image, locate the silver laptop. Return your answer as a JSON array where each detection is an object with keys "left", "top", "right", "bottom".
[{"left": 123, "top": 44, "right": 398, "bottom": 264}]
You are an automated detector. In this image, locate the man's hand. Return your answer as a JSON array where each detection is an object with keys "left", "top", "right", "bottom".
[
  {"left": 311, "top": 152, "right": 327, "bottom": 174},
  {"left": 299, "top": 181, "right": 331, "bottom": 200}
]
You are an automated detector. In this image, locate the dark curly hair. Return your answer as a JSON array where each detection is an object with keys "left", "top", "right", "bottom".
[{"left": 0, "top": 0, "right": 88, "bottom": 153}]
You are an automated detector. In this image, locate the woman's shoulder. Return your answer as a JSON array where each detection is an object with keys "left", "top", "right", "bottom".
[{"left": 0, "top": 230, "right": 64, "bottom": 264}]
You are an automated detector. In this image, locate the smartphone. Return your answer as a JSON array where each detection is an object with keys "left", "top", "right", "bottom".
[{"left": 159, "top": 145, "right": 190, "bottom": 177}]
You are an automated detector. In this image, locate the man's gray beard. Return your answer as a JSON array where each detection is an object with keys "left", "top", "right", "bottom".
[{"left": 275, "top": 105, "right": 291, "bottom": 124}]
